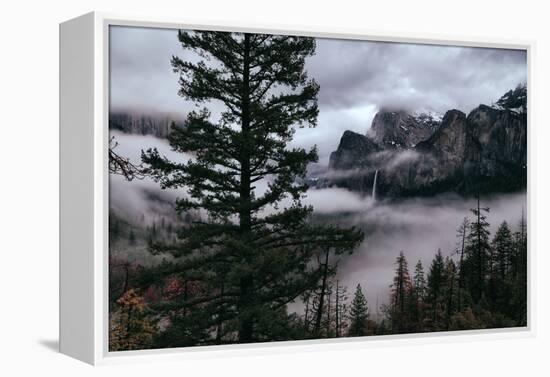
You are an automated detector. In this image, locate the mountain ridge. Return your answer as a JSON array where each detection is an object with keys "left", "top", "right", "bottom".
[
  {"left": 109, "top": 110, "right": 186, "bottom": 139},
  {"left": 327, "top": 86, "right": 527, "bottom": 198}
]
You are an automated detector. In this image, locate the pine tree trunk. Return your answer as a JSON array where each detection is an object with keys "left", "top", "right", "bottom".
[
  {"left": 475, "top": 159, "right": 483, "bottom": 303},
  {"left": 326, "top": 290, "right": 331, "bottom": 337},
  {"left": 458, "top": 225, "right": 466, "bottom": 312},
  {"left": 304, "top": 297, "right": 310, "bottom": 333},
  {"left": 314, "top": 247, "right": 330, "bottom": 336},
  {"left": 238, "top": 276, "right": 254, "bottom": 342}
]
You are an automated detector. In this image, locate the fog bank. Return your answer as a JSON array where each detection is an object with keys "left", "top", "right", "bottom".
[
  {"left": 109, "top": 131, "right": 527, "bottom": 320},
  {"left": 333, "top": 192, "right": 527, "bottom": 318}
]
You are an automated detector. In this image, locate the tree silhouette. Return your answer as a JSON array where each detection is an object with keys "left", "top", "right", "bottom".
[
  {"left": 463, "top": 200, "right": 491, "bottom": 303},
  {"left": 348, "top": 284, "right": 369, "bottom": 336},
  {"left": 141, "top": 31, "right": 363, "bottom": 344},
  {"left": 410, "top": 259, "right": 426, "bottom": 330},
  {"left": 388, "top": 251, "right": 412, "bottom": 332},
  {"left": 426, "top": 250, "right": 446, "bottom": 329}
]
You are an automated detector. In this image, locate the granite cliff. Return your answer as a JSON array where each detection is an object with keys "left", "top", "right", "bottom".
[{"left": 327, "top": 86, "right": 527, "bottom": 198}]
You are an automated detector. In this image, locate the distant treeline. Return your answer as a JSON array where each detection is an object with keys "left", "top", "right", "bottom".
[{"left": 109, "top": 111, "right": 185, "bottom": 139}]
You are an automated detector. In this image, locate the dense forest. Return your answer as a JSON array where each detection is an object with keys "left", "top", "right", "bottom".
[
  {"left": 108, "top": 30, "right": 527, "bottom": 351},
  {"left": 108, "top": 202, "right": 527, "bottom": 350}
]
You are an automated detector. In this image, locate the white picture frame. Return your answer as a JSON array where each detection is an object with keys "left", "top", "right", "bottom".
[{"left": 59, "top": 11, "right": 535, "bottom": 365}]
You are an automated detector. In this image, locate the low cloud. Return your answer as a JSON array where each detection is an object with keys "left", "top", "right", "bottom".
[
  {"left": 319, "top": 168, "right": 372, "bottom": 181},
  {"left": 304, "top": 187, "right": 374, "bottom": 214},
  {"left": 369, "top": 149, "right": 425, "bottom": 171},
  {"left": 335, "top": 192, "right": 527, "bottom": 314},
  {"left": 109, "top": 131, "right": 190, "bottom": 225},
  {"left": 385, "top": 149, "right": 422, "bottom": 170},
  {"left": 311, "top": 39, "right": 527, "bottom": 115}
]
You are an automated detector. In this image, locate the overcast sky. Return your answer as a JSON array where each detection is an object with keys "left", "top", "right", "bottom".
[{"left": 109, "top": 26, "right": 527, "bottom": 164}]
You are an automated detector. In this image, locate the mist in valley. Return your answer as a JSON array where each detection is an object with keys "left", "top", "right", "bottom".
[
  {"left": 110, "top": 131, "right": 527, "bottom": 319},
  {"left": 325, "top": 191, "right": 527, "bottom": 317}
]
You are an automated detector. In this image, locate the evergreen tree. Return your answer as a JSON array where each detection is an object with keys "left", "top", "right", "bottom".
[
  {"left": 410, "top": 260, "right": 426, "bottom": 331},
  {"left": 492, "top": 221, "right": 513, "bottom": 280},
  {"left": 444, "top": 257, "right": 458, "bottom": 330},
  {"left": 487, "top": 221, "right": 514, "bottom": 314},
  {"left": 153, "top": 302, "right": 213, "bottom": 348},
  {"left": 377, "top": 213, "right": 526, "bottom": 335},
  {"left": 426, "top": 250, "right": 446, "bottom": 330},
  {"left": 334, "top": 280, "right": 349, "bottom": 337},
  {"left": 463, "top": 199, "right": 491, "bottom": 303},
  {"left": 510, "top": 211, "right": 527, "bottom": 325},
  {"left": 141, "top": 31, "right": 363, "bottom": 344},
  {"left": 455, "top": 217, "right": 470, "bottom": 311},
  {"left": 412, "top": 260, "right": 427, "bottom": 303},
  {"left": 348, "top": 284, "right": 369, "bottom": 336},
  {"left": 388, "top": 251, "right": 412, "bottom": 332}
]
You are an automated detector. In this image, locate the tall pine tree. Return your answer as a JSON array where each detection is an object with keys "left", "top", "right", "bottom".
[
  {"left": 510, "top": 211, "right": 527, "bottom": 325},
  {"left": 426, "top": 250, "right": 446, "bottom": 330},
  {"left": 487, "top": 221, "right": 514, "bottom": 315},
  {"left": 141, "top": 31, "right": 363, "bottom": 344},
  {"left": 334, "top": 280, "right": 349, "bottom": 337},
  {"left": 463, "top": 198, "right": 491, "bottom": 303},
  {"left": 444, "top": 257, "right": 458, "bottom": 330},
  {"left": 492, "top": 221, "right": 513, "bottom": 281},
  {"left": 412, "top": 260, "right": 427, "bottom": 303},
  {"left": 410, "top": 259, "right": 426, "bottom": 331},
  {"left": 455, "top": 217, "right": 469, "bottom": 311},
  {"left": 388, "top": 251, "right": 412, "bottom": 333},
  {"left": 348, "top": 284, "right": 369, "bottom": 336}
]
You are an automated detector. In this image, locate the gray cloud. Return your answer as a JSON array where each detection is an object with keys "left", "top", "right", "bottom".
[
  {"left": 309, "top": 38, "right": 527, "bottom": 114},
  {"left": 109, "top": 26, "right": 527, "bottom": 165},
  {"left": 109, "top": 26, "right": 188, "bottom": 114},
  {"left": 109, "top": 131, "right": 190, "bottom": 224}
]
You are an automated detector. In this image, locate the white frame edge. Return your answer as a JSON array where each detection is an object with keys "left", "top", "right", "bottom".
[
  {"left": 59, "top": 12, "right": 96, "bottom": 364},
  {"left": 59, "top": 11, "right": 536, "bottom": 366}
]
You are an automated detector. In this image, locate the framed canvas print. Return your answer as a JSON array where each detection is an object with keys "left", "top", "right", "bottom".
[{"left": 59, "top": 12, "right": 532, "bottom": 365}]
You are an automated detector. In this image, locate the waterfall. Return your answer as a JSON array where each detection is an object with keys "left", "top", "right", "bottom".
[{"left": 372, "top": 169, "right": 379, "bottom": 201}]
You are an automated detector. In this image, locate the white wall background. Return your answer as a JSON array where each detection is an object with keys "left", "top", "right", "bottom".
[{"left": 0, "top": 0, "right": 548, "bottom": 375}]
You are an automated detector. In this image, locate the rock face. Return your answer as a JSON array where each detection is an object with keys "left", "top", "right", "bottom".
[
  {"left": 327, "top": 131, "right": 381, "bottom": 192},
  {"left": 368, "top": 111, "right": 440, "bottom": 149},
  {"left": 462, "top": 105, "right": 527, "bottom": 193},
  {"left": 329, "top": 131, "right": 380, "bottom": 170},
  {"left": 327, "top": 88, "right": 527, "bottom": 198},
  {"left": 109, "top": 111, "right": 185, "bottom": 138}
]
